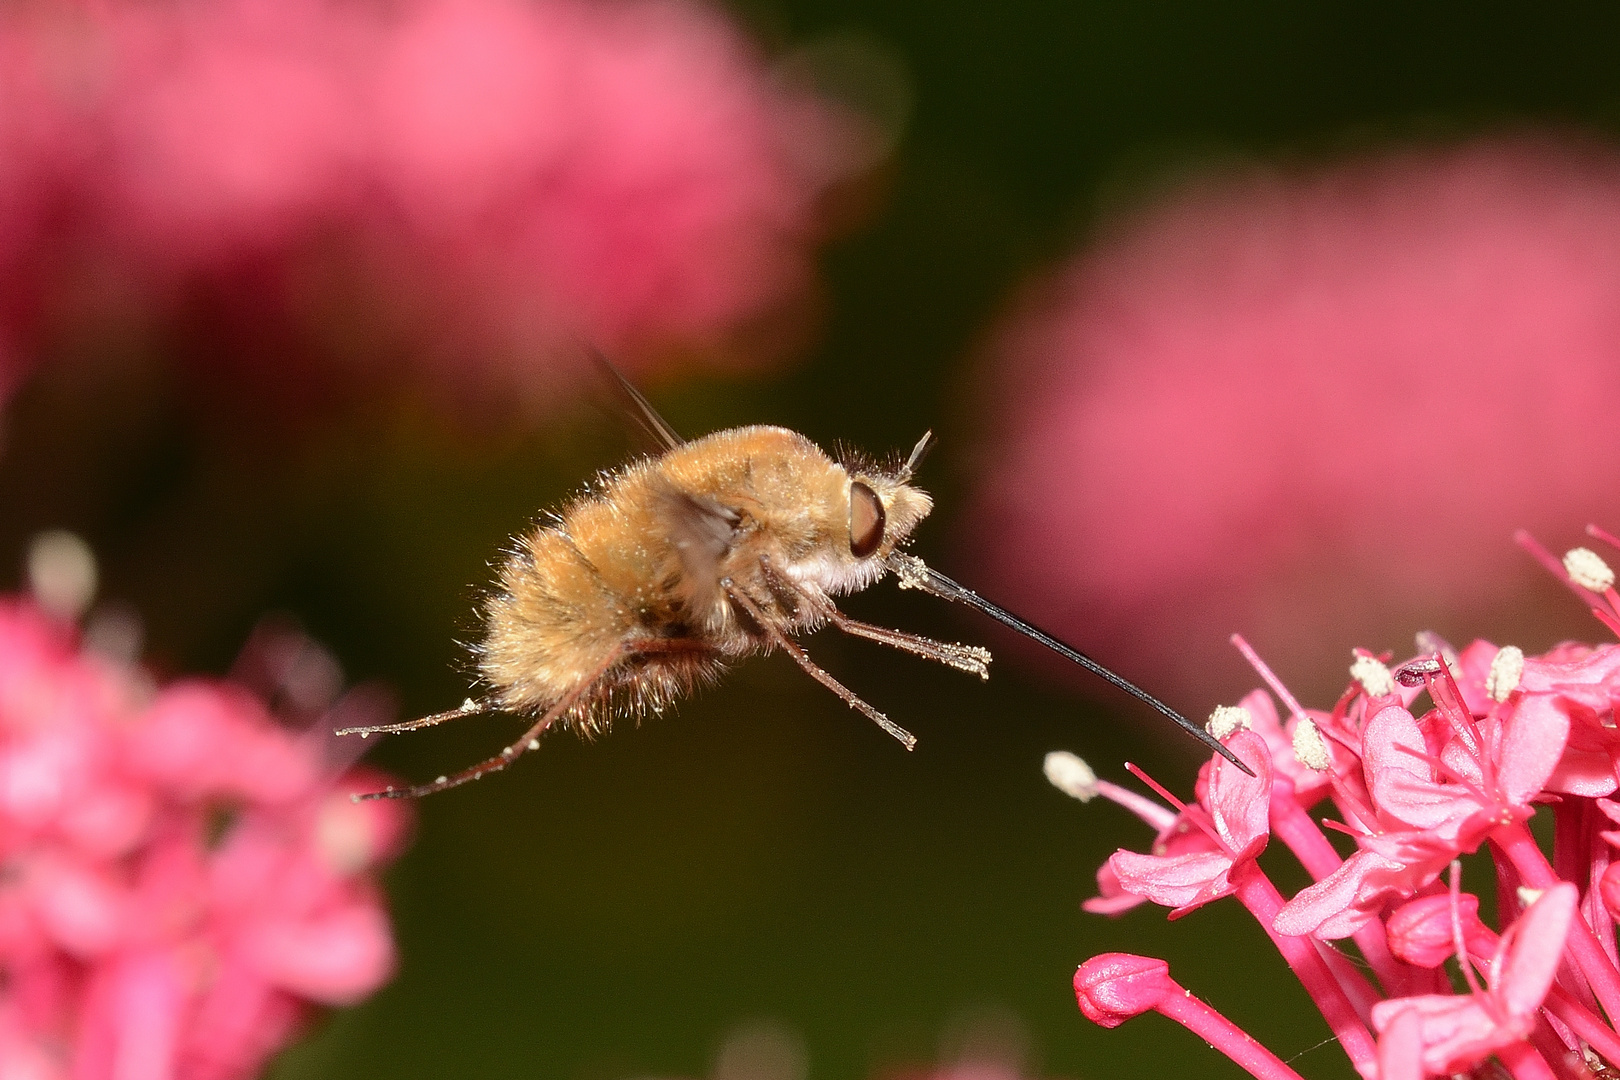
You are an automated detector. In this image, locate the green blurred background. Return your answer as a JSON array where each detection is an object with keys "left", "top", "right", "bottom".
[{"left": 9, "top": 3, "right": 1620, "bottom": 1079}]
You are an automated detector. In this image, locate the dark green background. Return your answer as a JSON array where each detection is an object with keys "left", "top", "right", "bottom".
[{"left": 8, "top": 3, "right": 1620, "bottom": 1079}]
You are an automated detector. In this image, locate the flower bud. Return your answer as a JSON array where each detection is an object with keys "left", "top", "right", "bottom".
[
  {"left": 1074, "top": 953, "right": 1172, "bottom": 1028},
  {"left": 1600, "top": 863, "right": 1620, "bottom": 921},
  {"left": 1385, "top": 892, "right": 1483, "bottom": 968}
]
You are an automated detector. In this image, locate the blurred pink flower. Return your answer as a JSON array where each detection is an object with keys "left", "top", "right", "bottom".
[
  {"left": 969, "top": 138, "right": 1620, "bottom": 706},
  {"left": 0, "top": 0, "right": 871, "bottom": 408},
  {"left": 0, "top": 601, "right": 409, "bottom": 1080}
]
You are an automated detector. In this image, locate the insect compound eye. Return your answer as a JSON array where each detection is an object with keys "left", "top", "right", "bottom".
[{"left": 848, "top": 480, "right": 886, "bottom": 558}]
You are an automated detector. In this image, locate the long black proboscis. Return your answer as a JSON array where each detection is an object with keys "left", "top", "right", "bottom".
[{"left": 888, "top": 554, "right": 1254, "bottom": 776}]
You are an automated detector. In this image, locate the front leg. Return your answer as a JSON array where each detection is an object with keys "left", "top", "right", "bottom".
[
  {"left": 722, "top": 577, "right": 917, "bottom": 750},
  {"left": 824, "top": 609, "right": 991, "bottom": 680}
]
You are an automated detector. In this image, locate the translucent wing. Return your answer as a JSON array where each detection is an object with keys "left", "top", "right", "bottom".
[
  {"left": 653, "top": 485, "right": 741, "bottom": 618},
  {"left": 588, "top": 347, "right": 686, "bottom": 454}
]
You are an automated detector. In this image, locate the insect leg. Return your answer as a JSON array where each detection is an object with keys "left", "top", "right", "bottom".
[
  {"left": 353, "top": 647, "right": 627, "bottom": 801},
  {"left": 336, "top": 696, "right": 494, "bottom": 738},
  {"left": 823, "top": 609, "right": 992, "bottom": 680},
  {"left": 723, "top": 581, "right": 917, "bottom": 751}
]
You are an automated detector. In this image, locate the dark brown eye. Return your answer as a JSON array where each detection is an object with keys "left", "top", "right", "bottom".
[{"left": 849, "top": 481, "right": 885, "bottom": 558}]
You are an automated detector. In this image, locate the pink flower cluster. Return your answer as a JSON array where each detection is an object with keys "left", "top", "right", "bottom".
[
  {"left": 0, "top": 0, "right": 864, "bottom": 400},
  {"left": 970, "top": 138, "right": 1620, "bottom": 705},
  {"left": 1060, "top": 528, "right": 1620, "bottom": 1079},
  {"left": 0, "top": 601, "right": 409, "bottom": 1080}
]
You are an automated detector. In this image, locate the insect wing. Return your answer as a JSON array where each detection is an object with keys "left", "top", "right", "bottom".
[{"left": 588, "top": 346, "right": 687, "bottom": 454}]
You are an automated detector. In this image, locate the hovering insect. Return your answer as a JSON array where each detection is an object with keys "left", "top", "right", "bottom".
[{"left": 343, "top": 356, "right": 1248, "bottom": 799}]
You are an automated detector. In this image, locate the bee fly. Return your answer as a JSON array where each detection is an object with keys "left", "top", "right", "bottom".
[{"left": 344, "top": 356, "right": 1249, "bottom": 799}]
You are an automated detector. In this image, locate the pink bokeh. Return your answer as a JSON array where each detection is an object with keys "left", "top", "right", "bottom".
[
  {"left": 0, "top": 0, "right": 867, "bottom": 407},
  {"left": 0, "top": 601, "right": 409, "bottom": 1080},
  {"left": 968, "top": 137, "right": 1620, "bottom": 705}
]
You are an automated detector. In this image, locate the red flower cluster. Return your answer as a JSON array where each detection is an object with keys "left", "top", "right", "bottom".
[
  {"left": 0, "top": 0, "right": 865, "bottom": 400},
  {"left": 0, "top": 602, "right": 409, "bottom": 1079},
  {"left": 1061, "top": 528, "right": 1620, "bottom": 1079}
]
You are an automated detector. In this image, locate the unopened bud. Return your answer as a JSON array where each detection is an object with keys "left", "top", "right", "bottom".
[
  {"left": 1601, "top": 864, "right": 1620, "bottom": 922},
  {"left": 1350, "top": 653, "right": 1395, "bottom": 698},
  {"left": 1043, "top": 751, "right": 1098, "bottom": 802},
  {"left": 1486, "top": 645, "right": 1524, "bottom": 702},
  {"left": 1292, "top": 719, "right": 1331, "bottom": 771},
  {"left": 1386, "top": 893, "right": 1482, "bottom": 968},
  {"left": 1074, "top": 953, "right": 1173, "bottom": 1029},
  {"left": 1205, "top": 705, "right": 1250, "bottom": 739},
  {"left": 1565, "top": 547, "right": 1616, "bottom": 593}
]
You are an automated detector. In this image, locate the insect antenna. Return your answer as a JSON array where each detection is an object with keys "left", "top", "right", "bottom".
[
  {"left": 897, "top": 430, "right": 937, "bottom": 482},
  {"left": 886, "top": 553, "right": 1254, "bottom": 776}
]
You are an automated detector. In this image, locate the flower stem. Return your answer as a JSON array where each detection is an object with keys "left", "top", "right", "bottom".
[
  {"left": 1233, "top": 870, "right": 1379, "bottom": 1079},
  {"left": 1544, "top": 985, "right": 1620, "bottom": 1067},
  {"left": 1269, "top": 783, "right": 1415, "bottom": 997},
  {"left": 1496, "top": 822, "right": 1620, "bottom": 1024},
  {"left": 1495, "top": 1037, "right": 1559, "bottom": 1080},
  {"left": 1153, "top": 982, "right": 1311, "bottom": 1080}
]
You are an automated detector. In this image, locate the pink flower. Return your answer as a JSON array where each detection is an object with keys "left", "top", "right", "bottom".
[
  {"left": 1276, "top": 679, "right": 1568, "bottom": 939},
  {"left": 0, "top": 600, "right": 409, "bottom": 1080},
  {"left": 1370, "top": 885, "right": 1575, "bottom": 1076},
  {"left": 969, "top": 138, "right": 1620, "bottom": 706},
  {"left": 0, "top": 0, "right": 873, "bottom": 411},
  {"left": 1066, "top": 526, "right": 1620, "bottom": 1079},
  {"left": 1103, "top": 730, "right": 1271, "bottom": 917}
]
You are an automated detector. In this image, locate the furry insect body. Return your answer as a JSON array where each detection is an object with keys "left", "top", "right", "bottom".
[
  {"left": 348, "top": 420, "right": 976, "bottom": 799},
  {"left": 481, "top": 424, "right": 933, "bottom": 732}
]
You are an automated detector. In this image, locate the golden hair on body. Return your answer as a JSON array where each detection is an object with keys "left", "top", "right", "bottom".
[{"left": 344, "top": 359, "right": 1248, "bottom": 800}]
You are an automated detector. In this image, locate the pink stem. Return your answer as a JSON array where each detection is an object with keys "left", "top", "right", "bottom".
[
  {"left": 1231, "top": 634, "right": 1311, "bottom": 724},
  {"left": 1588, "top": 523, "right": 1620, "bottom": 552},
  {"left": 1095, "top": 778, "right": 1178, "bottom": 831},
  {"left": 1269, "top": 782, "right": 1414, "bottom": 997},
  {"left": 1152, "top": 981, "right": 1310, "bottom": 1080},
  {"left": 1232, "top": 870, "right": 1379, "bottom": 1079},
  {"left": 1516, "top": 529, "right": 1611, "bottom": 613},
  {"left": 1544, "top": 985, "right": 1620, "bottom": 1067},
  {"left": 1496, "top": 823, "right": 1620, "bottom": 1025},
  {"left": 1495, "top": 1037, "right": 1559, "bottom": 1080}
]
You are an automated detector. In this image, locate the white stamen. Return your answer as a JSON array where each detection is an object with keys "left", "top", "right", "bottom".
[
  {"left": 1565, "top": 547, "right": 1616, "bottom": 593},
  {"left": 1486, "top": 645, "right": 1525, "bottom": 702},
  {"left": 1043, "top": 751, "right": 1098, "bottom": 801},
  {"left": 1350, "top": 653, "right": 1395, "bottom": 698},
  {"left": 27, "top": 530, "right": 98, "bottom": 622},
  {"left": 1205, "top": 705, "right": 1251, "bottom": 739},
  {"left": 1292, "top": 719, "right": 1331, "bottom": 771},
  {"left": 1516, "top": 886, "right": 1544, "bottom": 907}
]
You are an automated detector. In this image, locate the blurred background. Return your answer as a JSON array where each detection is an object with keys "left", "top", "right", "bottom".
[{"left": 7, "top": 2, "right": 1620, "bottom": 1079}]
